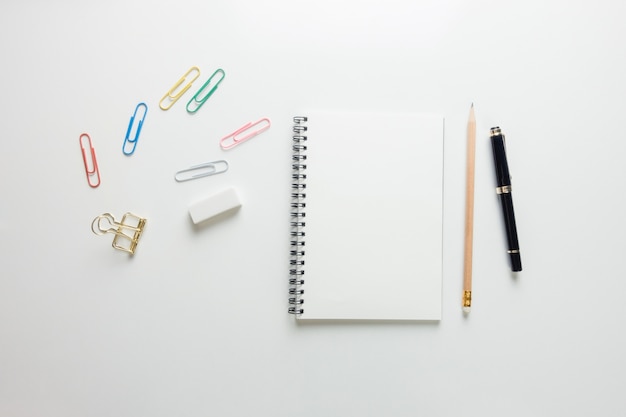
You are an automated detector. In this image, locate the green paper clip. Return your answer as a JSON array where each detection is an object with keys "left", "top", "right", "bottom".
[{"left": 186, "top": 69, "right": 225, "bottom": 114}]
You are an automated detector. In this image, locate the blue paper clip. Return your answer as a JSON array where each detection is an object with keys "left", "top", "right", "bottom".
[
  {"left": 122, "top": 103, "right": 148, "bottom": 155},
  {"left": 186, "top": 69, "right": 225, "bottom": 114}
]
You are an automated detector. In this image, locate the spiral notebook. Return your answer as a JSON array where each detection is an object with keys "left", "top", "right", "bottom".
[{"left": 289, "top": 110, "right": 444, "bottom": 320}]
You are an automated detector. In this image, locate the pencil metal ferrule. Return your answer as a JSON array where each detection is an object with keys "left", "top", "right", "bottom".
[{"left": 462, "top": 291, "right": 472, "bottom": 308}]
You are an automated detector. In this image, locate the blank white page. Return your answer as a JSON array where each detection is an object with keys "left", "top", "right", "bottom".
[{"left": 296, "top": 111, "right": 444, "bottom": 320}]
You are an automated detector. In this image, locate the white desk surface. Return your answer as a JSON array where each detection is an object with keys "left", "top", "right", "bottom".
[{"left": 2, "top": 1, "right": 625, "bottom": 416}]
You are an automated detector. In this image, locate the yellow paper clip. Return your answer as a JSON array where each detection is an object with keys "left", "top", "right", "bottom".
[
  {"left": 159, "top": 66, "right": 201, "bottom": 110},
  {"left": 91, "top": 212, "right": 147, "bottom": 255},
  {"left": 220, "top": 118, "right": 271, "bottom": 150}
]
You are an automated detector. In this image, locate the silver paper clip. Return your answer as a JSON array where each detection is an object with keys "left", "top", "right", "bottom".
[
  {"left": 174, "top": 160, "right": 229, "bottom": 182},
  {"left": 220, "top": 118, "right": 271, "bottom": 150},
  {"left": 91, "top": 212, "right": 147, "bottom": 255},
  {"left": 123, "top": 103, "right": 148, "bottom": 155}
]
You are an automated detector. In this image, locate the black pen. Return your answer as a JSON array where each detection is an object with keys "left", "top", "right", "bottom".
[{"left": 489, "top": 127, "right": 522, "bottom": 272}]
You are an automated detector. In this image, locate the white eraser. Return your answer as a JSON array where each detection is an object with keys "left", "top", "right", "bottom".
[{"left": 188, "top": 188, "right": 241, "bottom": 225}]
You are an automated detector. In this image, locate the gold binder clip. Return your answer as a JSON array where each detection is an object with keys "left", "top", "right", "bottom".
[
  {"left": 159, "top": 66, "right": 201, "bottom": 110},
  {"left": 91, "top": 212, "right": 147, "bottom": 255}
]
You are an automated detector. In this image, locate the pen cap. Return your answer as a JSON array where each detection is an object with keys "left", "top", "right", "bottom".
[{"left": 490, "top": 127, "right": 511, "bottom": 186}]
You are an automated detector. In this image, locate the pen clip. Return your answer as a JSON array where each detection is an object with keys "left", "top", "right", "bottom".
[{"left": 501, "top": 134, "right": 511, "bottom": 180}]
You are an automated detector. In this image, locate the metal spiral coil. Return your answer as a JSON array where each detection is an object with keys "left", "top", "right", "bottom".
[{"left": 289, "top": 116, "right": 308, "bottom": 314}]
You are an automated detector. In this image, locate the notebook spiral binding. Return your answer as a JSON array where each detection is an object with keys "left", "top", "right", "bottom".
[{"left": 289, "top": 116, "right": 308, "bottom": 314}]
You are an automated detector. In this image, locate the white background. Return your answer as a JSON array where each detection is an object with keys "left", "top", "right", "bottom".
[{"left": 1, "top": 1, "right": 625, "bottom": 416}]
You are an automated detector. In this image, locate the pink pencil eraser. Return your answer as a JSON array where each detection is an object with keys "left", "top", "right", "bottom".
[{"left": 188, "top": 188, "right": 241, "bottom": 224}]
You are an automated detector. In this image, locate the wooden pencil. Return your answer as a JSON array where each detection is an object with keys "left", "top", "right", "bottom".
[{"left": 462, "top": 104, "right": 476, "bottom": 313}]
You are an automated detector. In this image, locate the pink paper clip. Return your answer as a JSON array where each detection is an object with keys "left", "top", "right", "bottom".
[
  {"left": 220, "top": 118, "right": 271, "bottom": 150},
  {"left": 79, "top": 133, "right": 101, "bottom": 188}
]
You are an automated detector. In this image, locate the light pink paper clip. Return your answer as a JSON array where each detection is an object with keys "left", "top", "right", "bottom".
[{"left": 219, "top": 118, "right": 271, "bottom": 150}]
